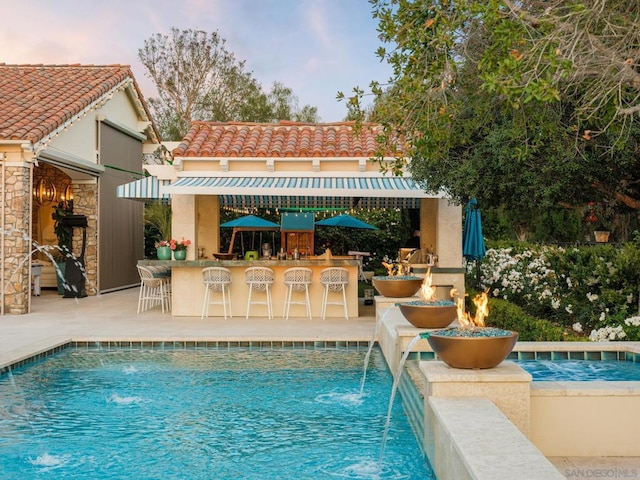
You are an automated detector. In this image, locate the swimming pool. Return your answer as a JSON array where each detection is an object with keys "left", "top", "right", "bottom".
[
  {"left": 517, "top": 359, "right": 640, "bottom": 381},
  {"left": 0, "top": 346, "right": 434, "bottom": 479}
]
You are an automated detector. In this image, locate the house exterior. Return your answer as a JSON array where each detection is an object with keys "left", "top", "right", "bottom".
[
  {"left": 121, "top": 120, "right": 465, "bottom": 314},
  {"left": 0, "top": 64, "right": 160, "bottom": 314}
]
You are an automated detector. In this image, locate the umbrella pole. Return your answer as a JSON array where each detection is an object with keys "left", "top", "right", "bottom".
[{"left": 475, "top": 260, "right": 481, "bottom": 289}]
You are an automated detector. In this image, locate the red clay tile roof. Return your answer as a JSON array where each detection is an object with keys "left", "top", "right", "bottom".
[
  {"left": 173, "top": 121, "right": 403, "bottom": 158},
  {"left": 0, "top": 64, "right": 156, "bottom": 144}
]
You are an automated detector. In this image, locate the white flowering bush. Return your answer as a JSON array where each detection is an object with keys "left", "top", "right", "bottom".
[{"left": 471, "top": 237, "right": 640, "bottom": 341}]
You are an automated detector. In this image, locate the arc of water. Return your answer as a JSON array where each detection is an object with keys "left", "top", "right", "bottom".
[
  {"left": 359, "top": 304, "right": 395, "bottom": 396},
  {"left": 378, "top": 333, "right": 423, "bottom": 467}
]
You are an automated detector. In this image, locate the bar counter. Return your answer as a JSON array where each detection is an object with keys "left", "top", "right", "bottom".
[{"left": 138, "top": 258, "right": 360, "bottom": 318}]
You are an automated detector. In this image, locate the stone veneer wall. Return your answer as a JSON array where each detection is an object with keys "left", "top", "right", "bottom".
[
  {"left": 71, "top": 183, "right": 98, "bottom": 295},
  {"left": 2, "top": 164, "right": 32, "bottom": 314}
]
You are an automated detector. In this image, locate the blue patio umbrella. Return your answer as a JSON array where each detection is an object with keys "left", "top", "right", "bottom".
[
  {"left": 220, "top": 215, "right": 279, "bottom": 254},
  {"left": 315, "top": 214, "right": 377, "bottom": 230},
  {"left": 220, "top": 215, "right": 279, "bottom": 229},
  {"left": 463, "top": 198, "right": 486, "bottom": 287}
]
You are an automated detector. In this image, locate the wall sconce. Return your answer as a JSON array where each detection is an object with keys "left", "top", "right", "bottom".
[{"left": 34, "top": 178, "right": 57, "bottom": 205}]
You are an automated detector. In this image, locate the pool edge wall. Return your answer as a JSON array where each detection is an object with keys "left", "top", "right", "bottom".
[
  {"left": 530, "top": 381, "right": 640, "bottom": 456},
  {"left": 377, "top": 301, "right": 640, "bottom": 479}
]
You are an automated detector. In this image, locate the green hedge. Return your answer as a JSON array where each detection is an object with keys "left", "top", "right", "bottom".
[{"left": 485, "top": 297, "right": 569, "bottom": 341}]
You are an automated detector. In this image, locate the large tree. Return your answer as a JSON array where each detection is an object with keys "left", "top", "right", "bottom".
[
  {"left": 139, "top": 28, "right": 318, "bottom": 140},
  {"left": 342, "top": 1, "right": 640, "bottom": 235}
]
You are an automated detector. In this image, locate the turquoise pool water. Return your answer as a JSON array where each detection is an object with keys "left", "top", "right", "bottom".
[
  {"left": 0, "top": 347, "right": 433, "bottom": 479},
  {"left": 517, "top": 359, "right": 640, "bottom": 381}
]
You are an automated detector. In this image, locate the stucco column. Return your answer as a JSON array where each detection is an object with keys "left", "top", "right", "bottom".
[
  {"left": 419, "top": 198, "right": 465, "bottom": 295},
  {"left": 171, "top": 194, "right": 198, "bottom": 260},
  {"left": 196, "top": 195, "right": 220, "bottom": 259}
]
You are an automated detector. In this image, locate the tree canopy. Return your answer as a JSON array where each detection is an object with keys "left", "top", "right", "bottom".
[
  {"left": 342, "top": 0, "right": 640, "bottom": 238},
  {"left": 139, "top": 28, "right": 319, "bottom": 141}
]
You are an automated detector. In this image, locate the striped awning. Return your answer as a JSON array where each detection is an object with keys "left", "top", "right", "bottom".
[
  {"left": 116, "top": 176, "right": 171, "bottom": 201},
  {"left": 164, "top": 176, "right": 438, "bottom": 209}
]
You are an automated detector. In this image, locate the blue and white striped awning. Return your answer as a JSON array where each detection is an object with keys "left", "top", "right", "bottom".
[
  {"left": 116, "top": 176, "right": 171, "bottom": 201},
  {"left": 164, "top": 176, "right": 438, "bottom": 209}
]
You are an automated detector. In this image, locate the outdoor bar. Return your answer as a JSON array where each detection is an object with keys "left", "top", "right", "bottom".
[
  {"left": 138, "top": 257, "right": 359, "bottom": 317},
  {"left": 121, "top": 121, "right": 466, "bottom": 318}
]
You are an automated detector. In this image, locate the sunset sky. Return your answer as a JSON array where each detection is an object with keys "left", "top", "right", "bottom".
[{"left": 1, "top": 0, "right": 392, "bottom": 121}]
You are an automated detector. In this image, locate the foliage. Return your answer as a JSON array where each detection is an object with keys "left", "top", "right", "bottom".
[
  {"left": 169, "top": 238, "right": 191, "bottom": 251},
  {"left": 474, "top": 236, "right": 640, "bottom": 340},
  {"left": 342, "top": 0, "right": 640, "bottom": 238},
  {"left": 51, "top": 201, "right": 73, "bottom": 261},
  {"left": 484, "top": 297, "right": 569, "bottom": 342},
  {"left": 139, "top": 28, "right": 319, "bottom": 140},
  {"left": 144, "top": 202, "right": 172, "bottom": 244}
]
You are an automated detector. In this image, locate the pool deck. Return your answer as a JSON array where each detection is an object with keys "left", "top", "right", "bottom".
[{"left": 1, "top": 287, "right": 639, "bottom": 479}]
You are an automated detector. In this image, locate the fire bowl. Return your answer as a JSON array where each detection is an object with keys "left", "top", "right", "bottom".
[
  {"left": 372, "top": 276, "right": 423, "bottom": 298},
  {"left": 424, "top": 328, "right": 519, "bottom": 369},
  {"left": 399, "top": 302, "right": 457, "bottom": 329}
]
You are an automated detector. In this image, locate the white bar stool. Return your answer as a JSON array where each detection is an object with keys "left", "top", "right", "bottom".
[
  {"left": 137, "top": 265, "right": 171, "bottom": 314},
  {"left": 283, "top": 267, "right": 313, "bottom": 319},
  {"left": 320, "top": 267, "right": 349, "bottom": 320},
  {"left": 245, "top": 266, "right": 275, "bottom": 319},
  {"left": 201, "top": 267, "right": 233, "bottom": 319}
]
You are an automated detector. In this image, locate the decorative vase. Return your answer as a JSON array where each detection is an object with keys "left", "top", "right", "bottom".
[
  {"left": 424, "top": 329, "right": 519, "bottom": 369},
  {"left": 173, "top": 249, "right": 187, "bottom": 260},
  {"left": 593, "top": 231, "right": 610, "bottom": 243},
  {"left": 156, "top": 246, "right": 172, "bottom": 260},
  {"left": 372, "top": 275, "right": 423, "bottom": 298}
]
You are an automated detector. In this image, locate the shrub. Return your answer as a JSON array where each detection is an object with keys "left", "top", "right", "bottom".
[{"left": 484, "top": 297, "right": 569, "bottom": 341}]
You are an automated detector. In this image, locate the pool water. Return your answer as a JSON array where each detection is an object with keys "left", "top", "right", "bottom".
[
  {"left": 0, "top": 347, "right": 434, "bottom": 479},
  {"left": 517, "top": 359, "right": 640, "bottom": 381}
]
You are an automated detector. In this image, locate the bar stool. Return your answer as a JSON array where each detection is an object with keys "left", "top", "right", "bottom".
[
  {"left": 320, "top": 267, "right": 349, "bottom": 320},
  {"left": 283, "top": 267, "right": 313, "bottom": 319},
  {"left": 245, "top": 266, "right": 275, "bottom": 319},
  {"left": 201, "top": 267, "right": 232, "bottom": 319},
  {"left": 137, "top": 265, "right": 171, "bottom": 314}
]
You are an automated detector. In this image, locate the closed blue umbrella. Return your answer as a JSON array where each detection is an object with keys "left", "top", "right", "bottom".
[{"left": 463, "top": 198, "right": 486, "bottom": 287}]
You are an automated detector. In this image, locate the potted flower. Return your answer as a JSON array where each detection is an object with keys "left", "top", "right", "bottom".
[
  {"left": 155, "top": 240, "right": 172, "bottom": 260},
  {"left": 169, "top": 238, "right": 191, "bottom": 260}
]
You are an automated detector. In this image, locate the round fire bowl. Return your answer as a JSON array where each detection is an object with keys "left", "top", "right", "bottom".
[
  {"left": 427, "top": 330, "right": 519, "bottom": 369},
  {"left": 372, "top": 276, "right": 423, "bottom": 298},
  {"left": 399, "top": 303, "right": 457, "bottom": 329}
]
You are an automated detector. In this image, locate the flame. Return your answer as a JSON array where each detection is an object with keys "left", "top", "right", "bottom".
[
  {"left": 455, "top": 290, "right": 490, "bottom": 329},
  {"left": 419, "top": 267, "right": 436, "bottom": 301},
  {"left": 382, "top": 261, "right": 410, "bottom": 276}
]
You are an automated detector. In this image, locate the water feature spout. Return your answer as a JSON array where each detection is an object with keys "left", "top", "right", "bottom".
[
  {"left": 378, "top": 333, "right": 423, "bottom": 467},
  {"left": 359, "top": 304, "right": 395, "bottom": 396}
]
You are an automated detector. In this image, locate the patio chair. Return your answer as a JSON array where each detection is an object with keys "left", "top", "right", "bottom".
[{"left": 137, "top": 265, "right": 171, "bottom": 314}]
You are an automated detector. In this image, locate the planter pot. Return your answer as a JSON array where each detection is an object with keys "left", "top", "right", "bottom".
[
  {"left": 156, "top": 246, "right": 172, "bottom": 260},
  {"left": 399, "top": 302, "right": 457, "bottom": 329},
  {"left": 173, "top": 249, "right": 187, "bottom": 261},
  {"left": 593, "top": 231, "right": 610, "bottom": 243},
  {"left": 372, "top": 276, "right": 423, "bottom": 298},
  {"left": 425, "top": 329, "right": 518, "bottom": 369}
]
